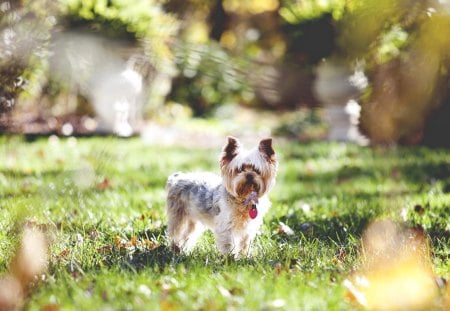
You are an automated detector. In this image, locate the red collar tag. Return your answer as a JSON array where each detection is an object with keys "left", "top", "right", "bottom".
[{"left": 249, "top": 204, "right": 258, "bottom": 219}]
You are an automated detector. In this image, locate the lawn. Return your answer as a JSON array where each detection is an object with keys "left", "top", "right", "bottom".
[{"left": 0, "top": 135, "right": 449, "bottom": 310}]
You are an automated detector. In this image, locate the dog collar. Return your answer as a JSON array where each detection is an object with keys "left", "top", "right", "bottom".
[{"left": 249, "top": 204, "right": 258, "bottom": 219}]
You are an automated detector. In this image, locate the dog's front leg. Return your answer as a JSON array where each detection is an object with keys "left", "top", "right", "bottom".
[
  {"left": 237, "top": 234, "right": 251, "bottom": 257},
  {"left": 214, "top": 227, "right": 235, "bottom": 255}
]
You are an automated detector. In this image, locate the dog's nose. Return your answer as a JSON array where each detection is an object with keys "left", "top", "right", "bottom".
[{"left": 246, "top": 174, "right": 254, "bottom": 182}]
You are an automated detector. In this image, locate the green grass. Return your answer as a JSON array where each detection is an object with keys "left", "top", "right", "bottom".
[{"left": 0, "top": 135, "right": 449, "bottom": 310}]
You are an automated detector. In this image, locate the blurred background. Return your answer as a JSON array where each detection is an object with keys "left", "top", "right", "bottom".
[{"left": 1, "top": 0, "right": 450, "bottom": 147}]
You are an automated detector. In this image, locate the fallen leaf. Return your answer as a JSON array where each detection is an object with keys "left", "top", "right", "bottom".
[
  {"left": 343, "top": 277, "right": 368, "bottom": 307},
  {"left": 71, "top": 271, "right": 80, "bottom": 279},
  {"left": 160, "top": 300, "right": 177, "bottom": 311},
  {"left": 0, "top": 225, "right": 50, "bottom": 311},
  {"left": 265, "top": 299, "right": 286, "bottom": 309},
  {"left": 57, "top": 249, "right": 70, "bottom": 258},
  {"left": 97, "top": 245, "right": 113, "bottom": 253},
  {"left": 217, "top": 286, "right": 231, "bottom": 298},
  {"left": 37, "top": 149, "right": 45, "bottom": 159},
  {"left": 12, "top": 226, "right": 48, "bottom": 287},
  {"left": 97, "top": 178, "right": 111, "bottom": 190},
  {"left": 41, "top": 303, "right": 61, "bottom": 311},
  {"left": 130, "top": 236, "right": 138, "bottom": 247},
  {"left": 344, "top": 220, "right": 438, "bottom": 310},
  {"left": 144, "top": 239, "right": 159, "bottom": 250},
  {"left": 0, "top": 276, "right": 23, "bottom": 311},
  {"left": 137, "top": 284, "right": 152, "bottom": 298},
  {"left": 114, "top": 236, "right": 127, "bottom": 249},
  {"left": 277, "top": 222, "right": 294, "bottom": 236},
  {"left": 229, "top": 287, "right": 244, "bottom": 296}
]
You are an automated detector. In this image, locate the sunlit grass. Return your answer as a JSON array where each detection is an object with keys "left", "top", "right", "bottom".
[{"left": 0, "top": 136, "right": 448, "bottom": 310}]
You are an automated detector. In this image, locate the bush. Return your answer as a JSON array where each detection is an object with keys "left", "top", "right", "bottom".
[
  {"left": 59, "top": 0, "right": 178, "bottom": 71},
  {"left": 0, "top": 0, "right": 56, "bottom": 114},
  {"left": 279, "top": 0, "right": 347, "bottom": 64},
  {"left": 168, "top": 41, "right": 253, "bottom": 116},
  {"left": 338, "top": 1, "right": 450, "bottom": 145},
  {"left": 2, "top": 0, "right": 179, "bottom": 128},
  {"left": 274, "top": 108, "right": 327, "bottom": 141}
]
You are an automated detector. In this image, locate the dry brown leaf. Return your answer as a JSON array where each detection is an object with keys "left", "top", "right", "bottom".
[
  {"left": 97, "top": 178, "right": 111, "bottom": 190},
  {"left": 160, "top": 300, "right": 177, "bottom": 311},
  {"left": 57, "top": 249, "right": 70, "bottom": 258},
  {"left": 344, "top": 220, "right": 438, "bottom": 310},
  {"left": 97, "top": 245, "right": 113, "bottom": 253},
  {"left": 11, "top": 226, "right": 48, "bottom": 287},
  {"left": 130, "top": 236, "right": 138, "bottom": 246},
  {"left": 41, "top": 303, "right": 61, "bottom": 311},
  {"left": 277, "top": 222, "right": 295, "bottom": 236},
  {"left": 0, "top": 276, "right": 23, "bottom": 311},
  {"left": 144, "top": 239, "right": 159, "bottom": 250}
]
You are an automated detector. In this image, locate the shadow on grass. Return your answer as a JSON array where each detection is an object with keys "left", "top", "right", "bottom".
[
  {"left": 276, "top": 211, "right": 371, "bottom": 245},
  {"left": 108, "top": 227, "right": 263, "bottom": 272},
  {"left": 399, "top": 162, "right": 450, "bottom": 187},
  {"left": 123, "top": 227, "right": 173, "bottom": 271},
  {"left": 111, "top": 227, "right": 199, "bottom": 271},
  {"left": 290, "top": 162, "right": 450, "bottom": 186}
]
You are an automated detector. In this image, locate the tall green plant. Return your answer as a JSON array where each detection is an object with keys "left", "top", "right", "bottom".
[
  {"left": 168, "top": 41, "right": 253, "bottom": 116},
  {"left": 337, "top": 0, "right": 450, "bottom": 144}
]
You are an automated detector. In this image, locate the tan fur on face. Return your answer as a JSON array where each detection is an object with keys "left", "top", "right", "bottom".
[{"left": 221, "top": 139, "right": 278, "bottom": 200}]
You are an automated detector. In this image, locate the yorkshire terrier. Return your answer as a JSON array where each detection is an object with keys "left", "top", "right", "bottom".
[{"left": 166, "top": 136, "right": 278, "bottom": 257}]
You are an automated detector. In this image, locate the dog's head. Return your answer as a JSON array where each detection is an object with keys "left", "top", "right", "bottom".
[{"left": 220, "top": 136, "right": 278, "bottom": 199}]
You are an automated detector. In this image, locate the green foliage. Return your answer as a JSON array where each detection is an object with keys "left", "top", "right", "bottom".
[
  {"left": 59, "top": 0, "right": 178, "bottom": 69},
  {"left": 338, "top": 1, "right": 450, "bottom": 144},
  {"left": 1, "top": 0, "right": 178, "bottom": 119},
  {"left": 279, "top": 0, "right": 347, "bottom": 24},
  {"left": 376, "top": 24, "right": 409, "bottom": 63},
  {"left": 278, "top": 0, "right": 412, "bottom": 65},
  {"left": 274, "top": 109, "right": 327, "bottom": 141},
  {"left": 278, "top": 1, "right": 343, "bottom": 64},
  {"left": 0, "top": 136, "right": 448, "bottom": 309},
  {"left": 0, "top": 0, "right": 56, "bottom": 112},
  {"left": 336, "top": 0, "right": 413, "bottom": 61},
  {"left": 168, "top": 42, "right": 254, "bottom": 116}
]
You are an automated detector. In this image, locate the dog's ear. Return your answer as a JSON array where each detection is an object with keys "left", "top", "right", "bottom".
[
  {"left": 220, "top": 136, "right": 241, "bottom": 168},
  {"left": 259, "top": 138, "right": 275, "bottom": 159}
]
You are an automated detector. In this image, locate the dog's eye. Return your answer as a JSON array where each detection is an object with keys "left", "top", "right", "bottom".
[{"left": 254, "top": 168, "right": 261, "bottom": 175}]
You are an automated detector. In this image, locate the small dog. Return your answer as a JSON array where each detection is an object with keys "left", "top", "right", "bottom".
[{"left": 166, "top": 136, "right": 278, "bottom": 257}]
